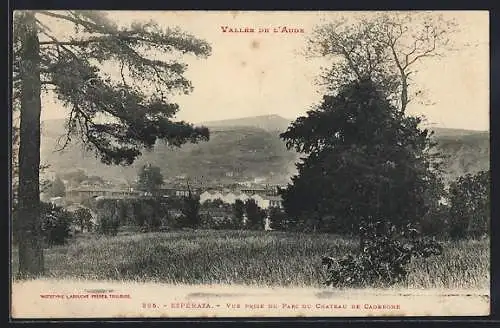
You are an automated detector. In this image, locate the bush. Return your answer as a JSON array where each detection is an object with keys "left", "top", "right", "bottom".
[
  {"left": 96, "top": 214, "right": 120, "bottom": 236},
  {"left": 322, "top": 220, "right": 443, "bottom": 288},
  {"left": 269, "top": 207, "right": 287, "bottom": 231},
  {"left": 95, "top": 201, "right": 120, "bottom": 236},
  {"left": 232, "top": 200, "right": 245, "bottom": 228},
  {"left": 448, "top": 171, "right": 490, "bottom": 239},
  {"left": 244, "top": 199, "right": 266, "bottom": 230},
  {"left": 40, "top": 202, "right": 74, "bottom": 246},
  {"left": 418, "top": 204, "right": 449, "bottom": 238},
  {"left": 74, "top": 207, "right": 94, "bottom": 232},
  {"left": 131, "top": 198, "right": 164, "bottom": 232},
  {"left": 201, "top": 215, "right": 237, "bottom": 230}
]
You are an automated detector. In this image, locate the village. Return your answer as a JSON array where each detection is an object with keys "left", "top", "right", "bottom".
[{"left": 40, "top": 168, "right": 285, "bottom": 230}]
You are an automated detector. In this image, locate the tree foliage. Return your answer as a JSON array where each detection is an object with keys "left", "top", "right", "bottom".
[
  {"left": 269, "top": 206, "right": 287, "bottom": 231},
  {"left": 244, "top": 199, "right": 266, "bottom": 230},
  {"left": 137, "top": 164, "right": 164, "bottom": 195},
  {"left": 74, "top": 207, "right": 94, "bottom": 232},
  {"left": 181, "top": 191, "right": 201, "bottom": 229},
  {"left": 95, "top": 200, "right": 120, "bottom": 236},
  {"left": 322, "top": 221, "right": 443, "bottom": 287},
  {"left": 280, "top": 79, "right": 444, "bottom": 233},
  {"left": 307, "top": 12, "right": 457, "bottom": 112},
  {"left": 448, "top": 170, "right": 490, "bottom": 239},
  {"left": 39, "top": 202, "right": 74, "bottom": 246},
  {"left": 14, "top": 10, "right": 212, "bottom": 164},
  {"left": 232, "top": 199, "right": 245, "bottom": 228},
  {"left": 12, "top": 10, "right": 211, "bottom": 276}
]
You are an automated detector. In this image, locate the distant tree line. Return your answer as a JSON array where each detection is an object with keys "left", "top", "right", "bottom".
[{"left": 89, "top": 195, "right": 277, "bottom": 236}]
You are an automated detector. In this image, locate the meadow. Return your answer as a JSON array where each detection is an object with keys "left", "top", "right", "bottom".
[{"left": 10, "top": 229, "right": 490, "bottom": 290}]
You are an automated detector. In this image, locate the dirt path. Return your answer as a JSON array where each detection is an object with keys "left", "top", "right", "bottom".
[{"left": 11, "top": 279, "right": 490, "bottom": 318}]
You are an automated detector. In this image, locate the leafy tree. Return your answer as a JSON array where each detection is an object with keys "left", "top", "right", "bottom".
[
  {"left": 74, "top": 207, "right": 94, "bottom": 232},
  {"left": 116, "top": 200, "right": 133, "bottom": 226},
  {"left": 232, "top": 199, "right": 245, "bottom": 228},
  {"left": 448, "top": 170, "right": 490, "bottom": 239},
  {"left": 181, "top": 190, "right": 201, "bottom": 229},
  {"left": 244, "top": 199, "right": 266, "bottom": 230},
  {"left": 137, "top": 198, "right": 163, "bottom": 231},
  {"left": 13, "top": 11, "right": 211, "bottom": 276},
  {"left": 131, "top": 200, "right": 146, "bottom": 227},
  {"left": 268, "top": 206, "right": 286, "bottom": 231},
  {"left": 137, "top": 164, "right": 164, "bottom": 196},
  {"left": 39, "top": 202, "right": 74, "bottom": 246},
  {"left": 307, "top": 12, "right": 458, "bottom": 112},
  {"left": 95, "top": 200, "right": 120, "bottom": 236},
  {"left": 48, "top": 175, "right": 66, "bottom": 197},
  {"left": 280, "top": 79, "right": 444, "bottom": 234}
]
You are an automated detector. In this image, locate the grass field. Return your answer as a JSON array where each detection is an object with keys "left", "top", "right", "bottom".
[{"left": 10, "top": 229, "right": 490, "bottom": 289}]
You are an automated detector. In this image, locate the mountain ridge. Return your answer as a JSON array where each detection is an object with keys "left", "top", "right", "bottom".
[{"left": 39, "top": 115, "right": 489, "bottom": 185}]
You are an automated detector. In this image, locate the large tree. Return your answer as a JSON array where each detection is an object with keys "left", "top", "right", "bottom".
[
  {"left": 137, "top": 164, "right": 164, "bottom": 196},
  {"left": 307, "top": 12, "right": 457, "bottom": 113},
  {"left": 280, "top": 79, "right": 444, "bottom": 233},
  {"left": 12, "top": 11, "right": 211, "bottom": 276},
  {"left": 244, "top": 199, "right": 266, "bottom": 231},
  {"left": 181, "top": 189, "right": 201, "bottom": 229}
]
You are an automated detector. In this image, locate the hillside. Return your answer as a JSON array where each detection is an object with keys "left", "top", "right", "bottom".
[
  {"left": 40, "top": 119, "right": 298, "bottom": 185},
  {"left": 433, "top": 131, "right": 490, "bottom": 182},
  {"left": 39, "top": 116, "right": 489, "bottom": 185},
  {"left": 200, "top": 114, "right": 291, "bottom": 133}
]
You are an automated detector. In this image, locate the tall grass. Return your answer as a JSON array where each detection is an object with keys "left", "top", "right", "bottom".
[{"left": 10, "top": 230, "right": 489, "bottom": 289}]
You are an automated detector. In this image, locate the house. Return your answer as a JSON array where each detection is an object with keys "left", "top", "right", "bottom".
[
  {"left": 65, "top": 188, "right": 140, "bottom": 203},
  {"left": 200, "top": 190, "right": 250, "bottom": 204},
  {"left": 159, "top": 186, "right": 200, "bottom": 198},
  {"left": 199, "top": 190, "right": 282, "bottom": 210},
  {"left": 240, "top": 188, "right": 268, "bottom": 196},
  {"left": 265, "top": 195, "right": 283, "bottom": 209}
]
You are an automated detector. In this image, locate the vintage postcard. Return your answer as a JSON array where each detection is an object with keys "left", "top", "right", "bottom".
[{"left": 10, "top": 10, "right": 490, "bottom": 319}]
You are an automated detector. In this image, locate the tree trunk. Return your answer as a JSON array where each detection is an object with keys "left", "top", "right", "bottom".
[
  {"left": 400, "top": 75, "right": 408, "bottom": 113},
  {"left": 17, "top": 12, "right": 44, "bottom": 277}
]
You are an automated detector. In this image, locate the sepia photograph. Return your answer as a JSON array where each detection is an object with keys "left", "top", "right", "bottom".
[{"left": 10, "top": 10, "right": 490, "bottom": 318}]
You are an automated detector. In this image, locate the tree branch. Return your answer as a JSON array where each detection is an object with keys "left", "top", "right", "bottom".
[
  {"left": 406, "top": 37, "right": 437, "bottom": 67},
  {"left": 36, "top": 10, "right": 109, "bottom": 34},
  {"left": 39, "top": 29, "right": 83, "bottom": 63}
]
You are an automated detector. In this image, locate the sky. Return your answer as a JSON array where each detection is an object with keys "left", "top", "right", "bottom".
[{"left": 37, "top": 11, "right": 489, "bottom": 131}]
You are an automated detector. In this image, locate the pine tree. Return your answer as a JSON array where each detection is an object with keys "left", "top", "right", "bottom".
[{"left": 13, "top": 11, "right": 211, "bottom": 276}]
